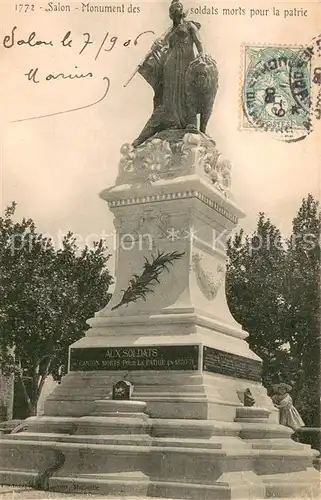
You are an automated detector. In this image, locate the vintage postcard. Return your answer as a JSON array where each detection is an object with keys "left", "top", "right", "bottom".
[{"left": 0, "top": 0, "right": 320, "bottom": 498}]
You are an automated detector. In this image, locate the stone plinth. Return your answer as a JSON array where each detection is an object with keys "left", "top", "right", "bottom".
[{"left": 44, "top": 131, "right": 277, "bottom": 423}]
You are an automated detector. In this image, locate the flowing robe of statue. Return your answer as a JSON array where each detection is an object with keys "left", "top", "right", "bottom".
[{"left": 133, "top": 21, "right": 219, "bottom": 147}]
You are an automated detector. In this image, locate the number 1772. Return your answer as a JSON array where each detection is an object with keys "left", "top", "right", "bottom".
[{"left": 15, "top": 4, "right": 35, "bottom": 12}]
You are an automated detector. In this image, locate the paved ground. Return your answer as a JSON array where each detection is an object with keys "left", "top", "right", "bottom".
[
  {"left": 0, "top": 487, "right": 142, "bottom": 500},
  {"left": 0, "top": 487, "right": 318, "bottom": 500}
]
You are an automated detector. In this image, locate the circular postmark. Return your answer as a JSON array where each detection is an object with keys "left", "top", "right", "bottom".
[
  {"left": 310, "top": 34, "right": 321, "bottom": 123},
  {"left": 289, "top": 46, "right": 313, "bottom": 112},
  {"left": 243, "top": 46, "right": 311, "bottom": 140}
]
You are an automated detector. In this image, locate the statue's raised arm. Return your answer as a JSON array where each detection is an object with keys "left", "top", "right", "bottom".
[{"left": 128, "top": 0, "right": 218, "bottom": 147}]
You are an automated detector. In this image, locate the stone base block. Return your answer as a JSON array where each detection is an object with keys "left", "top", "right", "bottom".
[
  {"left": 0, "top": 471, "right": 37, "bottom": 488},
  {"left": 262, "top": 469, "right": 320, "bottom": 498},
  {"left": 44, "top": 369, "right": 278, "bottom": 423},
  {"left": 148, "top": 471, "right": 265, "bottom": 500},
  {"left": 49, "top": 472, "right": 150, "bottom": 497},
  {"left": 0, "top": 411, "right": 319, "bottom": 499},
  {"left": 92, "top": 399, "right": 149, "bottom": 420}
]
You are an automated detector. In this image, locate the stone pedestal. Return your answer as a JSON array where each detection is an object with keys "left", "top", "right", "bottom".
[
  {"left": 45, "top": 130, "right": 277, "bottom": 423},
  {"left": 0, "top": 130, "right": 319, "bottom": 499}
]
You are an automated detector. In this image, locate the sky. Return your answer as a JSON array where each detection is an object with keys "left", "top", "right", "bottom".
[{"left": 1, "top": 0, "right": 320, "bottom": 272}]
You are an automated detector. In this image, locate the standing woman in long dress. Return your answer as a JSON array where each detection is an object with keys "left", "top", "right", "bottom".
[
  {"left": 272, "top": 383, "right": 305, "bottom": 431},
  {"left": 133, "top": 0, "right": 204, "bottom": 146},
  {"left": 161, "top": 0, "right": 203, "bottom": 129}
]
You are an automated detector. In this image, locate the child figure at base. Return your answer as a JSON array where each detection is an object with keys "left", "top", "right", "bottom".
[{"left": 272, "top": 382, "right": 305, "bottom": 431}]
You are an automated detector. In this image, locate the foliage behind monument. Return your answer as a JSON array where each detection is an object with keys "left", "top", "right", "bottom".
[
  {"left": 226, "top": 194, "right": 320, "bottom": 427},
  {"left": 0, "top": 203, "right": 113, "bottom": 416}
]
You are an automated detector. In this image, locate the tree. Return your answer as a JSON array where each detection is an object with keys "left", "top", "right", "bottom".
[
  {"left": 226, "top": 195, "right": 320, "bottom": 426},
  {"left": 226, "top": 214, "right": 288, "bottom": 389},
  {"left": 284, "top": 195, "right": 320, "bottom": 426},
  {"left": 0, "top": 203, "right": 113, "bottom": 416}
]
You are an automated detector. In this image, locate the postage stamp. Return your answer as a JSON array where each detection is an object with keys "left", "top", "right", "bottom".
[{"left": 241, "top": 45, "right": 312, "bottom": 140}]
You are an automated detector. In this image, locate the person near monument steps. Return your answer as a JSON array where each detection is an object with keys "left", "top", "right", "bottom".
[{"left": 272, "top": 383, "right": 305, "bottom": 431}]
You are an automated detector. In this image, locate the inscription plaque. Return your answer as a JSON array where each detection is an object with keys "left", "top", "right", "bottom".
[
  {"left": 203, "top": 346, "right": 262, "bottom": 382},
  {"left": 70, "top": 345, "right": 199, "bottom": 372}
]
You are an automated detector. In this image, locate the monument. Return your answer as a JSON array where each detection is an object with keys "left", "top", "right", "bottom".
[{"left": 0, "top": 1, "right": 319, "bottom": 498}]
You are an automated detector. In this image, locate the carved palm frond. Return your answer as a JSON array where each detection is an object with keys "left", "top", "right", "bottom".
[{"left": 111, "top": 250, "right": 184, "bottom": 311}]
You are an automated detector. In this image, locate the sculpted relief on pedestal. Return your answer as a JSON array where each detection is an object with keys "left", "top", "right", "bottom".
[
  {"left": 118, "top": 134, "right": 232, "bottom": 196},
  {"left": 192, "top": 252, "right": 225, "bottom": 300}
]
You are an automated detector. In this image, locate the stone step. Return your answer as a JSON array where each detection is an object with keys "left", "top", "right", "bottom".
[
  {"left": 15, "top": 416, "right": 150, "bottom": 436},
  {"left": 0, "top": 471, "right": 150, "bottom": 497},
  {"left": 91, "top": 412, "right": 148, "bottom": 418},
  {"left": 0, "top": 438, "right": 250, "bottom": 457},
  {"left": 0, "top": 440, "right": 148, "bottom": 477},
  {"left": 2, "top": 437, "right": 316, "bottom": 475},
  {"left": 47, "top": 476, "right": 264, "bottom": 500},
  {"left": 53, "top": 384, "right": 207, "bottom": 395},
  {"left": 0, "top": 434, "right": 319, "bottom": 498},
  {"left": 266, "top": 481, "right": 320, "bottom": 498},
  {"left": 49, "top": 372, "right": 204, "bottom": 389},
  {"left": 14, "top": 416, "right": 242, "bottom": 439},
  {"left": 7, "top": 432, "right": 152, "bottom": 446},
  {"left": 0, "top": 463, "right": 318, "bottom": 499},
  {"left": 0, "top": 437, "right": 283, "bottom": 466},
  {"left": 239, "top": 423, "right": 294, "bottom": 439},
  {"left": 0, "top": 470, "right": 264, "bottom": 500},
  {"left": 262, "top": 468, "right": 320, "bottom": 497},
  {"left": 151, "top": 418, "right": 240, "bottom": 437},
  {"left": 246, "top": 438, "right": 314, "bottom": 451},
  {"left": 47, "top": 394, "right": 210, "bottom": 402},
  {"left": 254, "top": 448, "right": 319, "bottom": 475},
  {"left": 7, "top": 432, "right": 248, "bottom": 450},
  {"left": 0, "top": 470, "right": 37, "bottom": 487},
  {"left": 148, "top": 478, "right": 264, "bottom": 500},
  {"left": 12, "top": 415, "right": 306, "bottom": 441},
  {"left": 50, "top": 472, "right": 150, "bottom": 497}
]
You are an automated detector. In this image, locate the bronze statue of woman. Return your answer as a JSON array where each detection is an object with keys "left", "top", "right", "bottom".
[{"left": 130, "top": 0, "right": 218, "bottom": 147}]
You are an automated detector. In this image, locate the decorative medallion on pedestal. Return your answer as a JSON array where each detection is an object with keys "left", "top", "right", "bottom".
[{"left": 192, "top": 252, "right": 225, "bottom": 300}]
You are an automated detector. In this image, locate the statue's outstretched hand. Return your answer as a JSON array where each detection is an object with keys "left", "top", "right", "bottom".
[{"left": 151, "top": 39, "right": 164, "bottom": 51}]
